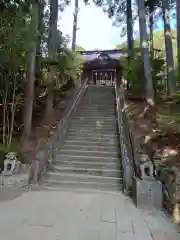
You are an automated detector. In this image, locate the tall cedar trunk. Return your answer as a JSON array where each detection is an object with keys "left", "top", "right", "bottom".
[
  {"left": 162, "top": 0, "right": 176, "bottom": 95},
  {"left": 35, "top": 0, "right": 45, "bottom": 80},
  {"left": 149, "top": 6, "right": 154, "bottom": 60},
  {"left": 126, "top": 0, "right": 134, "bottom": 89},
  {"left": 137, "top": 0, "right": 155, "bottom": 105},
  {"left": 23, "top": 1, "right": 39, "bottom": 137},
  {"left": 176, "top": 0, "right": 180, "bottom": 83},
  {"left": 45, "top": 0, "right": 58, "bottom": 121},
  {"left": 72, "top": 0, "right": 79, "bottom": 52}
]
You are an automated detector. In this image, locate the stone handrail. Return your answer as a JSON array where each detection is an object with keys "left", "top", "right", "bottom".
[
  {"left": 29, "top": 78, "right": 88, "bottom": 184},
  {"left": 115, "top": 83, "right": 134, "bottom": 193}
]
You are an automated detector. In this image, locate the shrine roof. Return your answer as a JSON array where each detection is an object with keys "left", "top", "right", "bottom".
[
  {"left": 77, "top": 50, "right": 123, "bottom": 70},
  {"left": 77, "top": 49, "right": 126, "bottom": 63}
]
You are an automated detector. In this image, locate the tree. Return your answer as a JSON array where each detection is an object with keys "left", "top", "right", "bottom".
[
  {"left": 176, "top": 0, "right": 180, "bottom": 82},
  {"left": 44, "top": 0, "right": 59, "bottom": 121},
  {"left": 0, "top": 0, "right": 84, "bottom": 156},
  {"left": 0, "top": 1, "right": 31, "bottom": 148},
  {"left": 162, "top": 0, "right": 176, "bottom": 95},
  {"left": 35, "top": 0, "right": 45, "bottom": 81},
  {"left": 137, "top": 0, "right": 155, "bottom": 104},
  {"left": 126, "top": 0, "right": 134, "bottom": 87},
  {"left": 23, "top": 0, "right": 39, "bottom": 138},
  {"left": 72, "top": 0, "right": 79, "bottom": 51}
]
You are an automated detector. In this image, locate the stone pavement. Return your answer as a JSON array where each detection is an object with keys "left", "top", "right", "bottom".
[{"left": 0, "top": 188, "right": 179, "bottom": 240}]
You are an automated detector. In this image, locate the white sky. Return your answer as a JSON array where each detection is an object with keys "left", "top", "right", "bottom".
[
  {"left": 59, "top": 0, "right": 122, "bottom": 50},
  {"left": 58, "top": 1, "right": 174, "bottom": 50}
]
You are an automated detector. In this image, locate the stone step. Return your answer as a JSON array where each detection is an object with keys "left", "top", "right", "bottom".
[
  {"left": 76, "top": 109, "right": 116, "bottom": 112},
  {"left": 74, "top": 116, "right": 116, "bottom": 120},
  {"left": 57, "top": 149, "right": 120, "bottom": 158},
  {"left": 75, "top": 115, "right": 116, "bottom": 118},
  {"left": 60, "top": 144, "right": 120, "bottom": 152},
  {"left": 68, "top": 125, "right": 118, "bottom": 130},
  {"left": 42, "top": 180, "right": 122, "bottom": 192},
  {"left": 83, "top": 91, "right": 114, "bottom": 94},
  {"left": 46, "top": 172, "right": 122, "bottom": 184},
  {"left": 52, "top": 166, "right": 122, "bottom": 177},
  {"left": 75, "top": 114, "right": 116, "bottom": 118},
  {"left": 79, "top": 105, "right": 115, "bottom": 109},
  {"left": 67, "top": 129, "right": 118, "bottom": 135},
  {"left": 55, "top": 154, "right": 120, "bottom": 163},
  {"left": 82, "top": 94, "right": 114, "bottom": 96},
  {"left": 72, "top": 115, "right": 116, "bottom": 119},
  {"left": 44, "top": 86, "right": 123, "bottom": 192},
  {"left": 64, "top": 139, "right": 118, "bottom": 146},
  {"left": 69, "top": 119, "right": 117, "bottom": 125},
  {"left": 81, "top": 100, "right": 114, "bottom": 102},
  {"left": 78, "top": 106, "right": 115, "bottom": 109},
  {"left": 83, "top": 96, "right": 115, "bottom": 99},
  {"left": 69, "top": 119, "right": 117, "bottom": 124},
  {"left": 66, "top": 135, "right": 119, "bottom": 144},
  {"left": 53, "top": 160, "right": 119, "bottom": 169},
  {"left": 78, "top": 104, "right": 115, "bottom": 107},
  {"left": 68, "top": 123, "right": 117, "bottom": 128},
  {"left": 84, "top": 95, "right": 114, "bottom": 97},
  {"left": 67, "top": 131, "right": 118, "bottom": 137},
  {"left": 75, "top": 115, "right": 117, "bottom": 119},
  {"left": 74, "top": 116, "right": 117, "bottom": 120},
  {"left": 68, "top": 125, "right": 118, "bottom": 131},
  {"left": 67, "top": 135, "right": 119, "bottom": 142}
]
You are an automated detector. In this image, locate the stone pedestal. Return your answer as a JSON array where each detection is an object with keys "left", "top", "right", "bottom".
[{"left": 132, "top": 176, "right": 163, "bottom": 210}]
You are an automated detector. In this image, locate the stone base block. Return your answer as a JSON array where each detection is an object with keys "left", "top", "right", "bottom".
[
  {"left": 132, "top": 176, "right": 163, "bottom": 210},
  {"left": 0, "top": 174, "right": 29, "bottom": 201},
  {"left": 0, "top": 174, "right": 29, "bottom": 187}
]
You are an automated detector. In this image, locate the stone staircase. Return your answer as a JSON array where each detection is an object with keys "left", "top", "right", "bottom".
[{"left": 43, "top": 86, "right": 123, "bottom": 191}]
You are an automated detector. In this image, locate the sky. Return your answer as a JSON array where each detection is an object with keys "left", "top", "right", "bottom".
[
  {"left": 59, "top": 0, "right": 176, "bottom": 50},
  {"left": 59, "top": 0, "right": 123, "bottom": 50}
]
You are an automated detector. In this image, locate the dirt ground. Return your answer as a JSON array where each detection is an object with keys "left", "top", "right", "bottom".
[{"left": 125, "top": 99, "right": 180, "bottom": 169}]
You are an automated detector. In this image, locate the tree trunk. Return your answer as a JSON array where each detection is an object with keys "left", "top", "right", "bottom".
[
  {"left": 126, "top": 0, "right": 134, "bottom": 90},
  {"left": 176, "top": 0, "right": 180, "bottom": 84},
  {"left": 45, "top": 0, "right": 58, "bottom": 121},
  {"left": 149, "top": 6, "right": 154, "bottom": 60},
  {"left": 23, "top": 1, "right": 39, "bottom": 137},
  {"left": 72, "top": 0, "right": 79, "bottom": 52},
  {"left": 162, "top": 0, "right": 176, "bottom": 96},
  {"left": 35, "top": 0, "right": 45, "bottom": 80},
  {"left": 137, "top": 0, "right": 155, "bottom": 105}
]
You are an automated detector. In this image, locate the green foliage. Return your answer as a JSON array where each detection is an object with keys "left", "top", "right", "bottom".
[
  {"left": 151, "top": 54, "right": 166, "bottom": 90},
  {"left": 0, "top": 0, "right": 83, "bottom": 150},
  {"left": 56, "top": 50, "right": 83, "bottom": 84},
  {"left": 0, "top": 3, "right": 31, "bottom": 147},
  {"left": 121, "top": 48, "right": 166, "bottom": 97},
  {"left": 118, "top": 28, "right": 178, "bottom": 97},
  {"left": 167, "top": 90, "right": 180, "bottom": 105},
  {"left": 76, "top": 45, "right": 85, "bottom": 51},
  {"left": 121, "top": 55, "right": 145, "bottom": 94}
]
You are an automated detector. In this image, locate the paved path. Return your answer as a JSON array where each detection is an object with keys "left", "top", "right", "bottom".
[{"left": 0, "top": 188, "right": 179, "bottom": 240}]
